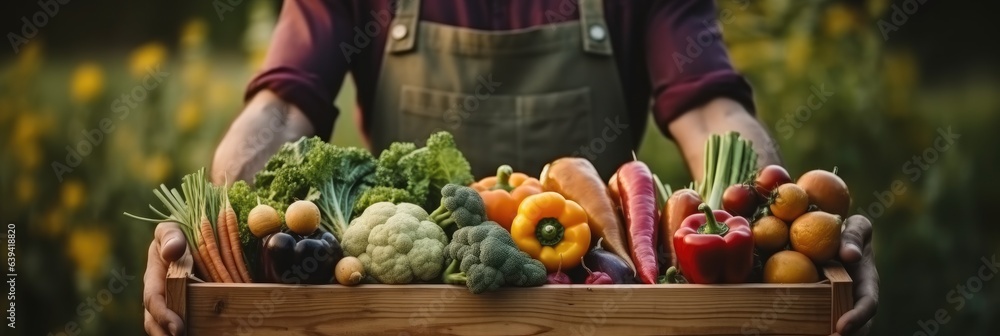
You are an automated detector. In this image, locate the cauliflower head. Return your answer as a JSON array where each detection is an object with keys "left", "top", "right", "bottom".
[{"left": 342, "top": 202, "right": 448, "bottom": 284}]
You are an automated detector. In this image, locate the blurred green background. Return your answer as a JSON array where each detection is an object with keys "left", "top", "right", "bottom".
[{"left": 1, "top": 0, "right": 997, "bottom": 335}]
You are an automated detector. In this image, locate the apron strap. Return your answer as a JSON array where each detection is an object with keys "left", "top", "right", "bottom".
[
  {"left": 579, "top": 0, "right": 612, "bottom": 55},
  {"left": 387, "top": 0, "right": 421, "bottom": 53}
]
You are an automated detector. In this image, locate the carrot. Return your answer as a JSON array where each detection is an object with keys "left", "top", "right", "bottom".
[
  {"left": 215, "top": 206, "right": 243, "bottom": 282},
  {"left": 198, "top": 240, "right": 221, "bottom": 282},
  {"left": 541, "top": 158, "right": 636, "bottom": 274},
  {"left": 200, "top": 214, "right": 234, "bottom": 283},
  {"left": 189, "top": 243, "right": 214, "bottom": 282},
  {"left": 615, "top": 161, "right": 660, "bottom": 284},
  {"left": 226, "top": 203, "right": 253, "bottom": 282}
]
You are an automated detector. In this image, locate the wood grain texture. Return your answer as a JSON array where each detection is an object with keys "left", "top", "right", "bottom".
[
  {"left": 168, "top": 262, "right": 852, "bottom": 336},
  {"left": 166, "top": 248, "right": 193, "bottom": 328},
  {"left": 823, "top": 264, "right": 854, "bottom": 333}
]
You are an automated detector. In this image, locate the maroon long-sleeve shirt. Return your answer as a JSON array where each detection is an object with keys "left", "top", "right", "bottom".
[{"left": 245, "top": 0, "right": 755, "bottom": 142}]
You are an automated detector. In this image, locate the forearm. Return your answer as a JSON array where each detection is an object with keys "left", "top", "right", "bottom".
[
  {"left": 211, "top": 90, "right": 316, "bottom": 185},
  {"left": 669, "top": 97, "right": 781, "bottom": 182}
]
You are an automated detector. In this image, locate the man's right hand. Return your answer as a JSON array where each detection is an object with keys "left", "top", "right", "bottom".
[{"left": 143, "top": 222, "right": 187, "bottom": 336}]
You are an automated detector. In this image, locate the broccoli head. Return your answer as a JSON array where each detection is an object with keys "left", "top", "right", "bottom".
[
  {"left": 429, "top": 184, "right": 487, "bottom": 231},
  {"left": 341, "top": 202, "right": 448, "bottom": 284},
  {"left": 442, "top": 221, "right": 548, "bottom": 294}
]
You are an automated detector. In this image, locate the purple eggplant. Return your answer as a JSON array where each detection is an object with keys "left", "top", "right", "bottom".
[{"left": 569, "top": 238, "right": 636, "bottom": 284}]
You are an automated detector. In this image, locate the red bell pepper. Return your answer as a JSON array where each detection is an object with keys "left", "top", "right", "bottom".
[{"left": 672, "top": 203, "right": 754, "bottom": 284}]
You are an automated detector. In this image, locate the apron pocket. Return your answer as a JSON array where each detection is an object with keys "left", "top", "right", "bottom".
[
  {"left": 399, "top": 85, "right": 517, "bottom": 178},
  {"left": 515, "top": 87, "right": 593, "bottom": 174}
]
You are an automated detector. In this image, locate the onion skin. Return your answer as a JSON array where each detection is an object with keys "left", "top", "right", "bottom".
[{"left": 796, "top": 170, "right": 851, "bottom": 218}]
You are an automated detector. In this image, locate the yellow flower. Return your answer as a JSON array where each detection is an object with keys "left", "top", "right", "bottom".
[
  {"left": 41, "top": 207, "right": 67, "bottom": 237},
  {"left": 823, "top": 4, "right": 857, "bottom": 38},
  {"left": 16, "top": 177, "right": 35, "bottom": 205},
  {"left": 176, "top": 99, "right": 202, "bottom": 133},
  {"left": 180, "top": 19, "right": 208, "bottom": 50},
  {"left": 145, "top": 153, "right": 172, "bottom": 184},
  {"left": 70, "top": 62, "right": 105, "bottom": 104},
  {"left": 61, "top": 179, "right": 87, "bottom": 211},
  {"left": 728, "top": 40, "right": 777, "bottom": 71},
  {"left": 67, "top": 227, "right": 111, "bottom": 280},
  {"left": 129, "top": 42, "right": 168, "bottom": 79},
  {"left": 784, "top": 34, "right": 811, "bottom": 77},
  {"left": 11, "top": 113, "right": 40, "bottom": 147}
]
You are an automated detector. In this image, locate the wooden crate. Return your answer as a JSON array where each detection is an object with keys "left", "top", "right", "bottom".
[{"left": 166, "top": 252, "right": 852, "bottom": 335}]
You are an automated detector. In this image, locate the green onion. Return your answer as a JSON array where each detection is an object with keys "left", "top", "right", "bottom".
[{"left": 698, "top": 132, "right": 758, "bottom": 209}]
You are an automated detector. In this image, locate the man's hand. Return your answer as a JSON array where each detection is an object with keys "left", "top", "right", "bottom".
[
  {"left": 143, "top": 222, "right": 187, "bottom": 336},
  {"left": 835, "top": 215, "right": 879, "bottom": 336}
]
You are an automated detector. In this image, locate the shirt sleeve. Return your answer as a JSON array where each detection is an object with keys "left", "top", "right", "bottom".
[
  {"left": 645, "top": 0, "right": 756, "bottom": 137},
  {"left": 244, "top": 0, "right": 354, "bottom": 140}
]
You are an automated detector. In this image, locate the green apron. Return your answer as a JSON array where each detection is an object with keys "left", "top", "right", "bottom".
[{"left": 371, "top": 0, "right": 636, "bottom": 179}]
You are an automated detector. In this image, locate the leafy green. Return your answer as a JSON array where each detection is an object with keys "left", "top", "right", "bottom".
[
  {"left": 355, "top": 132, "right": 474, "bottom": 213},
  {"left": 308, "top": 146, "right": 377, "bottom": 239},
  {"left": 255, "top": 136, "right": 377, "bottom": 240},
  {"left": 254, "top": 136, "right": 340, "bottom": 204},
  {"left": 373, "top": 142, "right": 418, "bottom": 188},
  {"left": 352, "top": 186, "right": 421, "bottom": 218}
]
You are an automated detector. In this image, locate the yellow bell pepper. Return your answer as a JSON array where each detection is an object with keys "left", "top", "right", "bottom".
[{"left": 511, "top": 192, "right": 591, "bottom": 272}]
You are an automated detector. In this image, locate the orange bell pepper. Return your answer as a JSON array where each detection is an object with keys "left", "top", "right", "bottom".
[
  {"left": 470, "top": 165, "right": 543, "bottom": 231},
  {"left": 511, "top": 192, "right": 591, "bottom": 272}
]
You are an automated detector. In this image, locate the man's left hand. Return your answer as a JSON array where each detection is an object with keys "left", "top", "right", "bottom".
[{"left": 835, "top": 215, "right": 879, "bottom": 336}]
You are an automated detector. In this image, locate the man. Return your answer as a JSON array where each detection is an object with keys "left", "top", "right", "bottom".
[{"left": 143, "top": 0, "right": 878, "bottom": 335}]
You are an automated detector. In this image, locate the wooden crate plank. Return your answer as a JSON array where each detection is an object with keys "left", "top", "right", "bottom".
[
  {"left": 823, "top": 264, "right": 854, "bottom": 333},
  {"left": 186, "top": 283, "right": 832, "bottom": 335},
  {"left": 165, "top": 248, "right": 193, "bottom": 326}
]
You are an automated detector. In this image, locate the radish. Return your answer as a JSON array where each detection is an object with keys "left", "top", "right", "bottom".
[
  {"left": 581, "top": 258, "right": 613, "bottom": 285},
  {"left": 546, "top": 257, "right": 571, "bottom": 284}
]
